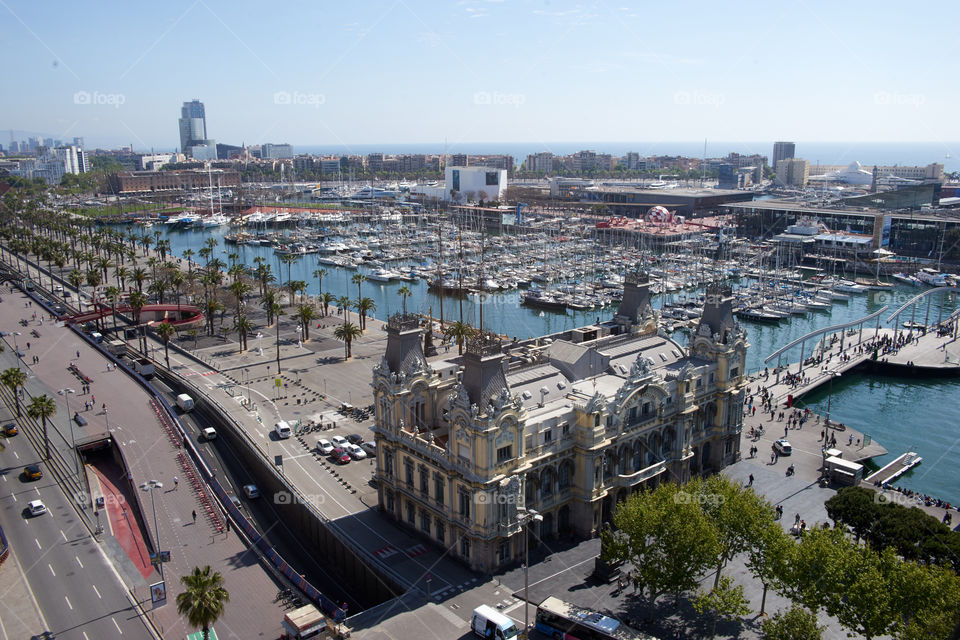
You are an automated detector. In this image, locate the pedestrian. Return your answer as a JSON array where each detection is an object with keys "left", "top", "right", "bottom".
[
  {"left": 192, "top": 510, "right": 197, "bottom": 523},
  {"left": 102, "top": 403, "right": 106, "bottom": 413},
  {"left": 76, "top": 350, "right": 80, "bottom": 358},
  {"left": 771, "top": 452, "right": 776, "bottom": 464},
  {"left": 225, "top": 518, "right": 231, "bottom": 533},
  {"left": 26, "top": 342, "right": 30, "bottom": 350},
  {"left": 795, "top": 513, "right": 801, "bottom": 525},
  {"left": 748, "top": 474, "right": 754, "bottom": 487},
  {"left": 92, "top": 394, "right": 95, "bottom": 404},
  {"left": 174, "top": 476, "right": 179, "bottom": 490},
  {"left": 617, "top": 576, "right": 624, "bottom": 595}
]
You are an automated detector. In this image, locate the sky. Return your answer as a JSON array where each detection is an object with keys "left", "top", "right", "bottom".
[{"left": 2, "top": 0, "right": 959, "bottom": 152}]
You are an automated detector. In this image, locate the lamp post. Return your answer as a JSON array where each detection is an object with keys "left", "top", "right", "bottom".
[
  {"left": 517, "top": 506, "right": 542, "bottom": 637},
  {"left": 244, "top": 367, "right": 251, "bottom": 404},
  {"left": 140, "top": 480, "right": 165, "bottom": 586},
  {"left": 57, "top": 388, "right": 78, "bottom": 474},
  {"left": 10, "top": 331, "right": 22, "bottom": 369},
  {"left": 825, "top": 370, "right": 841, "bottom": 428}
]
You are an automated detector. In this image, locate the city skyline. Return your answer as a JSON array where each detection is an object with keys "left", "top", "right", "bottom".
[{"left": 1, "top": 1, "right": 958, "bottom": 151}]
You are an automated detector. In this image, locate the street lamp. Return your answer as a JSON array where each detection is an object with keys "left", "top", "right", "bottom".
[
  {"left": 8, "top": 331, "right": 23, "bottom": 369},
  {"left": 257, "top": 332, "right": 263, "bottom": 356},
  {"left": 57, "top": 388, "right": 78, "bottom": 474},
  {"left": 140, "top": 480, "right": 165, "bottom": 587},
  {"left": 244, "top": 367, "right": 251, "bottom": 404},
  {"left": 825, "top": 370, "right": 841, "bottom": 428},
  {"left": 517, "top": 506, "right": 543, "bottom": 637}
]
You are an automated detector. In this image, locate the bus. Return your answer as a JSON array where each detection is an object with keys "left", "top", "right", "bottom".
[{"left": 535, "top": 596, "right": 655, "bottom": 640}]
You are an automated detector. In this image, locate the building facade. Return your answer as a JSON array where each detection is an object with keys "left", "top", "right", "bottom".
[
  {"left": 108, "top": 169, "right": 240, "bottom": 194},
  {"left": 775, "top": 158, "right": 809, "bottom": 187},
  {"left": 772, "top": 141, "right": 795, "bottom": 169},
  {"left": 371, "top": 277, "right": 747, "bottom": 572}
]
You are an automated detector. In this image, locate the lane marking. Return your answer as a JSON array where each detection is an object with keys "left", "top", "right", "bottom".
[
  {"left": 83, "top": 632, "right": 90, "bottom": 640},
  {"left": 112, "top": 617, "right": 122, "bottom": 634},
  {"left": 48, "top": 564, "right": 55, "bottom": 577},
  {"left": 34, "top": 539, "right": 41, "bottom": 550},
  {"left": 526, "top": 556, "right": 596, "bottom": 589},
  {"left": 76, "top": 555, "right": 83, "bottom": 569},
  {"left": 92, "top": 584, "right": 101, "bottom": 599},
  {"left": 12, "top": 451, "right": 18, "bottom": 459},
  {"left": 65, "top": 595, "right": 73, "bottom": 610},
  {"left": 60, "top": 530, "right": 67, "bottom": 542}
]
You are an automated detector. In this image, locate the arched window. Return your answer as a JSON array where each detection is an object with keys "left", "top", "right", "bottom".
[{"left": 558, "top": 460, "right": 571, "bottom": 491}]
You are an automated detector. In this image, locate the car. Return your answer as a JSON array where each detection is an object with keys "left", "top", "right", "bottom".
[
  {"left": 23, "top": 464, "right": 42, "bottom": 481},
  {"left": 228, "top": 494, "right": 242, "bottom": 511},
  {"left": 27, "top": 500, "right": 47, "bottom": 516},
  {"left": 330, "top": 447, "right": 351, "bottom": 464},
  {"left": 346, "top": 433, "right": 365, "bottom": 445},
  {"left": 243, "top": 484, "right": 260, "bottom": 499},
  {"left": 3, "top": 423, "right": 18, "bottom": 436},
  {"left": 51, "top": 303, "right": 67, "bottom": 315},
  {"left": 360, "top": 441, "right": 377, "bottom": 456},
  {"left": 345, "top": 443, "right": 366, "bottom": 460},
  {"left": 316, "top": 438, "right": 334, "bottom": 455},
  {"left": 773, "top": 439, "right": 792, "bottom": 456},
  {"left": 202, "top": 427, "right": 217, "bottom": 441},
  {"left": 331, "top": 435, "right": 349, "bottom": 449}
]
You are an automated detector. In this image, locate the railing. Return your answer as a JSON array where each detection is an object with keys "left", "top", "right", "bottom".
[{"left": 616, "top": 460, "right": 667, "bottom": 487}]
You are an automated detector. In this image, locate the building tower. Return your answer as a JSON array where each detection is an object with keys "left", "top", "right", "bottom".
[
  {"left": 772, "top": 141, "right": 796, "bottom": 170},
  {"left": 178, "top": 100, "right": 216, "bottom": 158}
]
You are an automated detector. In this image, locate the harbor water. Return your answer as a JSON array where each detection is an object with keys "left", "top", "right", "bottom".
[{"left": 147, "top": 224, "right": 960, "bottom": 503}]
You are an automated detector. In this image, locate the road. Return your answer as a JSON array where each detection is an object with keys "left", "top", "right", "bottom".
[{"left": 0, "top": 418, "right": 153, "bottom": 639}]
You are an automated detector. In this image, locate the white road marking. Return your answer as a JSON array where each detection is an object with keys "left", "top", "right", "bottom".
[
  {"left": 48, "top": 564, "right": 55, "bottom": 577},
  {"left": 12, "top": 451, "right": 18, "bottom": 459},
  {"left": 76, "top": 555, "right": 83, "bottom": 569},
  {"left": 65, "top": 595, "right": 73, "bottom": 610},
  {"left": 92, "top": 584, "right": 101, "bottom": 599},
  {"left": 60, "top": 530, "right": 67, "bottom": 542},
  {"left": 112, "top": 617, "right": 122, "bottom": 634},
  {"left": 525, "top": 556, "right": 596, "bottom": 589},
  {"left": 83, "top": 632, "right": 90, "bottom": 640},
  {"left": 34, "top": 488, "right": 40, "bottom": 496},
  {"left": 10, "top": 493, "right": 16, "bottom": 502},
  {"left": 34, "top": 538, "right": 41, "bottom": 550}
]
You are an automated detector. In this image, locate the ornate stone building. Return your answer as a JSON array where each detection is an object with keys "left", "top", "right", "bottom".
[{"left": 371, "top": 275, "right": 748, "bottom": 572}]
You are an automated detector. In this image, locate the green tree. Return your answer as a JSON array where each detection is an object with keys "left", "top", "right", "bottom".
[
  {"left": 746, "top": 522, "right": 794, "bottom": 616},
  {"left": 176, "top": 565, "right": 230, "bottom": 640},
  {"left": 233, "top": 315, "right": 253, "bottom": 353},
  {"left": 333, "top": 321, "right": 362, "bottom": 359},
  {"left": 1, "top": 367, "right": 28, "bottom": 418},
  {"left": 397, "top": 285, "right": 412, "bottom": 315},
  {"left": 296, "top": 305, "right": 317, "bottom": 341},
  {"left": 692, "top": 575, "right": 751, "bottom": 638},
  {"left": 313, "top": 267, "right": 327, "bottom": 297},
  {"left": 104, "top": 285, "right": 122, "bottom": 332},
  {"left": 356, "top": 297, "right": 376, "bottom": 331},
  {"left": 761, "top": 605, "right": 824, "bottom": 640},
  {"left": 155, "top": 321, "right": 176, "bottom": 369},
  {"left": 320, "top": 292, "right": 335, "bottom": 317},
  {"left": 336, "top": 295, "right": 352, "bottom": 323},
  {"left": 27, "top": 394, "right": 56, "bottom": 461},
  {"left": 443, "top": 320, "right": 475, "bottom": 355},
  {"left": 603, "top": 480, "right": 721, "bottom": 605},
  {"left": 351, "top": 272, "right": 365, "bottom": 302}
]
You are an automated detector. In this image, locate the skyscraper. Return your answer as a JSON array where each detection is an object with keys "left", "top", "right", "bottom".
[
  {"left": 178, "top": 100, "right": 217, "bottom": 159},
  {"left": 772, "top": 141, "right": 795, "bottom": 169}
]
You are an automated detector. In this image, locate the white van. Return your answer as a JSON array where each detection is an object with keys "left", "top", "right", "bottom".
[
  {"left": 175, "top": 393, "right": 194, "bottom": 412},
  {"left": 274, "top": 420, "right": 292, "bottom": 439},
  {"left": 202, "top": 427, "right": 217, "bottom": 441},
  {"left": 471, "top": 605, "right": 519, "bottom": 640}
]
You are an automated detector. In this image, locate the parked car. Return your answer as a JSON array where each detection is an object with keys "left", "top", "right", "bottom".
[
  {"left": 3, "top": 423, "right": 18, "bottom": 436},
  {"left": 331, "top": 435, "right": 349, "bottom": 449},
  {"left": 243, "top": 484, "right": 260, "bottom": 499},
  {"left": 345, "top": 443, "right": 366, "bottom": 460},
  {"left": 330, "top": 447, "right": 351, "bottom": 464},
  {"left": 316, "top": 439, "right": 334, "bottom": 455},
  {"left": 27, "top": 500, "right": 47, "bottom": 516},
  {"left": 360, "top": 441, "right": 377, "bottom": 456},
  {"left": 228, "top": 494, "right": 242, "bottom": 511},
  {"left": 23, "top": 464, "right": 42, "bottom": 481},
  {"left": 773, "top": 439, "right": 792, "bottom": 456},
  {"left": 346, "top": 433, "right": 364, "bottom": 445}
]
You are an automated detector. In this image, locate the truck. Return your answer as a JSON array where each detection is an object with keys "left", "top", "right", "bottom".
[
  {"left": 281, "top": 603, "right": 326, "bottom": 639},
  {"left": 104, "top": 339, "right": 127, "bottom": 356},
  {"left": 175, "top": 393, "right": 194, "bottom": 412},
  {"left": 132, "top": 358, "right": 155, "bottom": 379}
]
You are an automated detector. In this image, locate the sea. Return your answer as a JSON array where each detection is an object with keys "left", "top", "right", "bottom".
[
  {"left": 144, "top": 224, "right": 960, "bottom": 504},
  {"left": 295, "top": 141, "right": 960, "bottom": 174}
]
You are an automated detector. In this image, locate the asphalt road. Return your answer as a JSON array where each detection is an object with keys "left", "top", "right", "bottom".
[{"left": 0, "top": 428, "right": 153, "bottom": 639}]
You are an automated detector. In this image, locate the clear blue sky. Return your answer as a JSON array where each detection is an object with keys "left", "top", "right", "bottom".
[{"left": 2, "top": 0, "right": 957, "bottom": 151}]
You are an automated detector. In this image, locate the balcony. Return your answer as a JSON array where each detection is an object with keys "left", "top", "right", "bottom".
[{"left": 615, "top": 460, "right": 666, "bottom": 488}]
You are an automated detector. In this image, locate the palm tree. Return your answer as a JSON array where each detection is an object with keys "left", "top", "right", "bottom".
[
  {"left": 233, "top": 314, "right": 252, "bottom": 352},
  {"left": 155, "top": 321, "right": 176, "bottom": 369},
  {"left": 356, "top": 297, "right": 376, "bottom": 331},
  {"left": 272, "top": 302, "right": 285, "bottom": 373},
  {"left": 397, "top": 285, "right": 412, "bottom": 316},
  {"left": 336, "top": 295, "right": 351, "bottom": 323},
  {"left": 313, "top": 267, "right": 327, "bottom": 297},
  {"left": 261, "top": 290, "right": 279, "bottom": 326},
  {"left": 296, "top": 305, "right": 317, "bottom": 341},
  {"left": 320, "top": 292, "right": 335, "bottom": 318},
  {"left": 279, "top": 254, "right": 299, "bottom": 306},
  {"left": 444, "top": 320, "right": 475, "bottom": 355},
  {"left": 104, "top": 285, "right": 121, "bottom": 331},
  {"left": 68, "top": 268, "right": 84, "bottom": 292},
  {"left": 27, "top": 394, "right": 56, "bottom": 461},
  {"left": 351, "top": 273, "right": 366, "bottom": 302},
  {"left": 182, "top": 248, "right": 195, "bottom": 278},
  {"left": 169, "top": 270, "right": 185, "bottom": 312},
  {"left": 176, "top": 565, "right": 230, "bottom": 640},
  {"left": 334, "top": 321, "right": 362, "bottom": 359},
  {"left": 129, "top": 290, "right": 148, "bottom": 325},
  {"left": 1, "top": 367, "right": 28, "bottom": 418},
  {"left": 114, "top": 265, "right": 129, "bottom": 291},
  {"left": 132, "top": 266, "right": 149, "bottom": 292},
  {"left": 205, "top": 299, "right": 225, "bottom": 337},
  {"left": 148, "top": 278, "right": 169, "bottom": 304}
]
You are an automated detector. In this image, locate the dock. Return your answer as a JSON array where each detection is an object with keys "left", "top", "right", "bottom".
[{"left": 864, "top": 451, "right": 923, "bottom": 485}]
